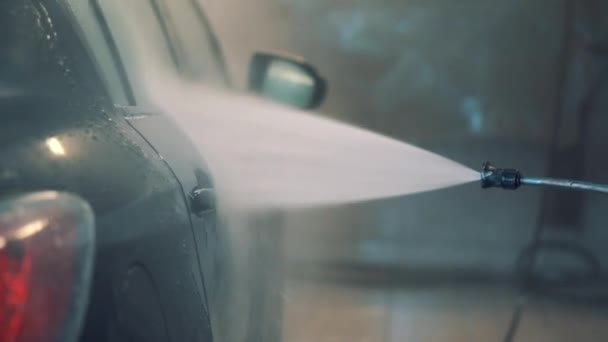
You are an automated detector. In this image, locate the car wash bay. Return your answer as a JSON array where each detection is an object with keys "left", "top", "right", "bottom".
[{"left": 202, "top": 0, "right": 608, "bottom": 340}]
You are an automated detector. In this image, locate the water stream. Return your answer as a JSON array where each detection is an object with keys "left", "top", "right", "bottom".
[{"left": 146, "top": 80, "right": 477, "bottom": 209}]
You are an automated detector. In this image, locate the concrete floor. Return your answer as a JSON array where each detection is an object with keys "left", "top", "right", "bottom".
[
  {"left": 283, "top": 280, "right": 516, "bottom": 342},
  {"left": 281, "top": 269, "right": 608, "bottom": 342}
]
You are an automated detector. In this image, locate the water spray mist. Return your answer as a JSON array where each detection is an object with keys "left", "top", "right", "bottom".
[{"left": 481, "top": 162, "right": 608, "bottom": 194}]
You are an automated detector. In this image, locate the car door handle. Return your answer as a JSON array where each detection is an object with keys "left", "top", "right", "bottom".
[{"left": 189, "top": 187, "right": 215, "bottom": 216}]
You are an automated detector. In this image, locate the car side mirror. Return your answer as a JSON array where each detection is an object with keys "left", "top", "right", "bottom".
[{"left": 249, "top": 52, "right": 327, "bottom": 110}]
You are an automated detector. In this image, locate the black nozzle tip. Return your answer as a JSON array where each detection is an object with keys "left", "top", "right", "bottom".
[
  {"left": 481, "top": 162, "right": 522, "bottom": 190},
  {"left": 481, "top": 162, "right": 497, "bottom": 188}
]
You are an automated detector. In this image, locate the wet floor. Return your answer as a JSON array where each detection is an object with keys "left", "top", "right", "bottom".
[{"left": 282, "top": 272, "right": 608, "bottom": 342}]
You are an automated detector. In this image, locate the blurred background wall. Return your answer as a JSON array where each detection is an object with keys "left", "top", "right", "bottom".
[
  {"left": 201, "top": 0, "right": 608, "bottom": 272},
  {"left": 201, "top": 0, "right": 608, "bottom": 339}
]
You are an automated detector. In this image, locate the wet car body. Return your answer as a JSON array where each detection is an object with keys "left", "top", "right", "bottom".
[{"left": 0, "top": 0, "right": 279, "bottom": 341}]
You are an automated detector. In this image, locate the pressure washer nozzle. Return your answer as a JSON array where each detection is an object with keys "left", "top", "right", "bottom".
[{"left": 481, "top": 162, "right": 522, "bottom": 190}]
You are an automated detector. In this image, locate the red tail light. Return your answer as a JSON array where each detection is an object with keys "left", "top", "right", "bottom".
[{"left": 0, "top": 192, "right": 95, "bottom": 342}]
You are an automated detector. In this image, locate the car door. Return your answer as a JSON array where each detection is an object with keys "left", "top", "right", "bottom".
[
  {"left": 76, "top": 1, "right": 285, "bottom": 340},
  {"left": 65, "top": 0, "right": 228, "bottom": 338},
  {"left": 84, "top": 0, "right": 232, "bottom": 336},
  {"left": 0, "top": 1, "right": 213, "bottom": 341},
  {"left": 157, "top": 2, "right": 286, "bottom": 341}
]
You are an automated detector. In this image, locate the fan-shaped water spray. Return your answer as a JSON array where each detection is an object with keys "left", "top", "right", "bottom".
[{"left": 147, "top": 81, "right": 477, "bottom": 209}]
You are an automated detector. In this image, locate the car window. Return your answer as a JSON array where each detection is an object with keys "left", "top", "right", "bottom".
[
  {"left": 95, "top": 0, "right": 181, "bottom": 107},
  {"left": 64, "top": 0, "right": 133, "bottom": 105},
  {"left": 0, "top": 0, "right": 106, "bottom": 109},
  {"left": 160, "top": 0, "right": 228, "bottom": 85}
]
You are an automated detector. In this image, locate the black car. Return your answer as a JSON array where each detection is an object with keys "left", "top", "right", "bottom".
[{"left": 0, "top": 0, "right": 326, "bottom": 341}]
